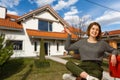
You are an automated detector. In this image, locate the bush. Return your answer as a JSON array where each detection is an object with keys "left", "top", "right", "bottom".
[
  {"left": 0, "top": 34, "right": 13, "bottom": 74},
  {"left": 34, "top": 59, "right": 50, "bottom": 68}
]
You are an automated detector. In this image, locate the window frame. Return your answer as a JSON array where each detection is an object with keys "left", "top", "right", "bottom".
[
  {"left": 38, "top": 20, "right": 52, "bottom": 32},
  {"left": 57, "top": 42, "right": 59, "bottom": 51},
  {"left": 117, "top": 43, "right": 120, "bottom": 50},
  {"left": 34, "top": 41, "right": 37, "bottom": 51},
  {"left": 9, "top": 40, "right": 23, "bottom": 50}
]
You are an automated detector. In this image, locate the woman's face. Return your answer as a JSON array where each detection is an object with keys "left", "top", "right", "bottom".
[{"left": 89, "top": 25, "right": 99, "bottom": 38}]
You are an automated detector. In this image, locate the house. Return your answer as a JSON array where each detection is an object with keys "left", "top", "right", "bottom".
[
  {"left": 0, "top": 5, "right": 78, "bottom": 57},
  {"left": 102, "top": 30, "right": 120, "bottom": 50}
]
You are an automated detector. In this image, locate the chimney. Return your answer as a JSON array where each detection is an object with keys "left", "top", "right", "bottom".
[{"left": 0, "top": 6, "right": 7, "bottom": 19}]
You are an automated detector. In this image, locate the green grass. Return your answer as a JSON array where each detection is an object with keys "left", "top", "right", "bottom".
[
  {"left": 0, "top": 57, "right": 109, "bottom": 80},
  {"left": 0, "top": 58, "right": 69, "bottom": 80},
  {"left": 102, "top": 59, "right": 109, "bottom": 71}
]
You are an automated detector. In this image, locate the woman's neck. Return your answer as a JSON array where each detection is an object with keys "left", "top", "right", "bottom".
[{"left": 88, "top": 37, "right": 97, "bottom": 43}]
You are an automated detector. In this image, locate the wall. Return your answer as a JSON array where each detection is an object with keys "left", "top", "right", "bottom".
[
  {"left": 50, "top": 41, "right": 66, "bottom": 56},
  {"left": 22, "top": 11, "right": 64, "bottom": 32},
  {"left": 20, "top": 10, "right": 66, "bottom": 56},
  {"left": 109, "top": 40, "right": 117, "bottom": 49},
  {"left": 0, "top": 7, "right": 6, "bottom": 19}
]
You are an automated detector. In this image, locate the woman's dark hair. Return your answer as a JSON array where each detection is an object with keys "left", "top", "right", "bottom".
[{"left": 87, "top": 22, "right": 102, "bottom": 40}]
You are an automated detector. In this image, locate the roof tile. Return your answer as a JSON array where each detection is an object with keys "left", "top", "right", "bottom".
[
  {"left": 109, "top": 30, "right": 120, "bottom": 35},
  {"left": 26, "top": 29, "right": 78, "bottom": 39},
  {"left": 0, "top": 14, "right": 23, "bottom": 29}
]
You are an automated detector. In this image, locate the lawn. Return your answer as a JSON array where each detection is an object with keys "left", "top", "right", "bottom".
[
  {"left": 0, "top": 57, "right": 109, "bottom": 80},
  {"left": 0, "top": 58, "right": 69, "bottom": 80}
]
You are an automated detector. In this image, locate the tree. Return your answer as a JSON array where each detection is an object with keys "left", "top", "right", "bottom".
[
  {"left": 39, "top": 38, "right": 45, "bottom": 61},
  {"left": 67, "top": 15, "right": 91, "bottom": 39},
  {"left": 34, "top": 39, "right": 50, "bottom": 68},
  {"left": 0, "top": 34, "right": 13, "bottom": 73}
]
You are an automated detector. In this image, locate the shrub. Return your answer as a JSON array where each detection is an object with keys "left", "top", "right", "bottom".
[
  {"left": 0, "top": 34, "right": 13, "bottom": 74},
  {"left": 34, "top": 39, "right": 50, "bottom": 68}
]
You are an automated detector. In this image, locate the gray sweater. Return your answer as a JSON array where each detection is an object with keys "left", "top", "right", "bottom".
[{"left": 65, "top": 35, "right": 118, "bottom": 61}]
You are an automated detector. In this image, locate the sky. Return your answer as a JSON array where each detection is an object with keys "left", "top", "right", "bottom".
[{"left": 0, "top": 0, "right": 120, "bottom": 32}]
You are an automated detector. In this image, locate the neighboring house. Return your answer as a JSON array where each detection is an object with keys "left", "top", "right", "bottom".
[
  {"left": 102, "top": 30, "right": 120, "bottom": 50},
  {"left": 0, "top": 5, "right": 78, "bottom": 57}
]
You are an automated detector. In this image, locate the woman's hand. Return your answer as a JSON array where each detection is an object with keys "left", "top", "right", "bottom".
[
  {"left": 111, "top": 55, "right": 117, "bottom": 66},
  {"left": 64, "top": 27, "right": 72, "bottom": 35}
]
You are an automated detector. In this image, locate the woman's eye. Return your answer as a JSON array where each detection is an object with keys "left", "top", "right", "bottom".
[{"left": 92, "top": 28, "right": 95, "bottom": 30}]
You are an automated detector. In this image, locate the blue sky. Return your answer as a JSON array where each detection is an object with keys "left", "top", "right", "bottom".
[{"left": 0, "top": 0, "right": 120, "bottom": 32}]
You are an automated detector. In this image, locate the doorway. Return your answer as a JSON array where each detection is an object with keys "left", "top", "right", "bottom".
[{"left": 44, "top": 43, "right": 48, "bottom": 55}]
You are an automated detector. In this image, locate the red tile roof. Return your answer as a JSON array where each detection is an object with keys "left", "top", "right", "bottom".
[
  {"left": 26, "top": 29, "right": 78, "bottom": 39},
  {"left": 109, "top": 30, "right": 120, "bottom": 35},
  {"left": 0, "top": 14, "right": 23, "bottom": 29},
  {"left": 67, "top": 26, "right": 81, "bottom": 33}
]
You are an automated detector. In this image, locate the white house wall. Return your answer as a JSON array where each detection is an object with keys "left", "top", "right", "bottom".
[
  {"left": 36, "top": 11, "right": 64, "bottom": 32},
  {"left": 49, "top": 42, "right": 56, "bottom": 55},
  {"left": 13, "top": 37, "right": 38, "bottom": 57},
  {"left": 36, "top": 11, "right": 56, "bottom": 20},
  {"left": 59, "top": 43, "right": 66, "bottom": 54},
  {"left": 0, "top": 30, "right": 24, "bottom": 57},
  {"left": 22, "top": 18, "right": 38, "bottom": 30},
  {"left": 50, "top": 41, "right": 66, "bottom": 56},
  {"left": 56, "top": 42, "right": 66, "bottom": 55},
  {"left": 22, "top": 11, "right": 64, "bottom": 32},
  {"left": 0, "top": 7, "right": 6, "bottom": 19},
  {"left": 0, "top": 29, "right": 38, "bottom": 57},
  {"left": 52, "top": 22, "right": 64, "bottom": 32}
]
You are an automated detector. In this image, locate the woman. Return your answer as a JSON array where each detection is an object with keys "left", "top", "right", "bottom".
[{"left": 64, "top": 22, "right": 118, "bottom": 80}]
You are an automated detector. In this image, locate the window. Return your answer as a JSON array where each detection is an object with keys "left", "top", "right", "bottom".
[
  {"left": 117, "top": 43, "right": 120, "bottom": 50},
  {"left": 10, "top": 18, "right": 16, "bottom": 22},
  {"left": 38, "top": 20, "right": 52, "bottom": 31},
  {"left": 9, "top": 40, "right": 23, "bottom": 50},
  {"left": 57, "top": 43, "right": 59, "bottom": 51},
  {"left": 34, "top": 41, "right": 37, "bottom": 51}
]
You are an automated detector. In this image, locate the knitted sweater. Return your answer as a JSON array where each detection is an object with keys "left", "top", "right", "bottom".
[{"left": 65, "top": 35, "right": 118, "bottom": 61}]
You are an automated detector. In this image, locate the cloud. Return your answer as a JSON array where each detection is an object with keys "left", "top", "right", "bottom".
[
  {"left": 28, "top": 0, "right": 78, "bottom": 11},
  {"left": 64, "top": 6, "right": 79, "bottom": 16},
  {"left": 53, "top": 0, "right": 78, "bottom": 11},
  {"left": 64, "top": 6, "right": 92, "bottom": 28},
  {"left": 83, "top": 10, "right": 120, "bottom": 29},
  {"left": 0, "top": 0, "right": 20, "bottom": 8},
  {"left": 63, "top": 6, "right": 91, "bottom": 32},
  {"left": 7, "top": 10, "right": 18, "bottom": 15},
  {"left": 64, "top": 6, "right": 79, "bottom": 26},
  {"left": 0, "top": 0, "right": 19, "bottom": 15},
  {"left": 28, "top": 0, "right": 56, "bottom": 6},
  {"left": 95, "top": 11, "right": 120, "bottom": 26}
]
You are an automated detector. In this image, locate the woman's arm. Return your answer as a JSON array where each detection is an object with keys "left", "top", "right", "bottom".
[
  {"left": 104, "top": 41, "right": 118, "bottom": 55},
  {"left": 111, "top": 54, "right": 117, "bottom": 66},
  {"left": 64, "top": 28, "right": 80, "bottom": 51},
  {"left": 104, "top": 41, "right": 118, "bottom": 66}
]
